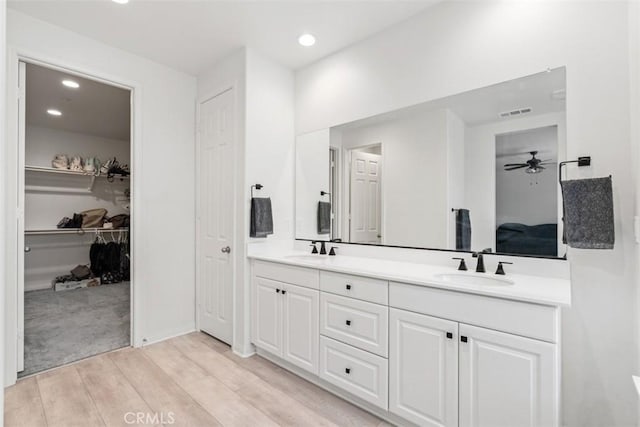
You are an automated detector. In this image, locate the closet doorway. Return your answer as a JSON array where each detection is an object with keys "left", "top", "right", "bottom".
[{"left": 17, "top": 61, "right": 133, "bottom": 377}]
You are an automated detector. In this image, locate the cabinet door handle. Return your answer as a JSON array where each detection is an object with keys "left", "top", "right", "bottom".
[
  {"left": 276, "top": 289, "right": 280, "bottom": 293},
  {"left": 446, "top": 332, "right": 453, "bottom": 339},
  {"left": 461, "top": 336, "right": 468, "bottom": 343},
  {"left": 345, "top": 284, "right": 352, "bottom": 290},
  {"left": 345, "top": 368, "right": 351, "bottom": 374},
  {"left": 282, "top": 290, "right": 287, "bottom": 295},
  {"left": 345, "top": 320, "right": 351, "bottom": 326}
]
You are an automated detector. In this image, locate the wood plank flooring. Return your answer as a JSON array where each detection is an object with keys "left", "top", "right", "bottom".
[{"left": 5, "top": 332, "right": 389, "bottom": 427}]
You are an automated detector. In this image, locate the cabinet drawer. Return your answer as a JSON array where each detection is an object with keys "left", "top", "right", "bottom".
[
  {"left": 253, "top": 261, "right": 319, "bottom": 290},
  {"left": 319, "top": 336, "right": 388, "bottom": 410},
  {"left": 320, "top": 271, "right": 388, "bottom": 304},
  {"left": 321, "top": 293, "right": 388, "bottom": 357},
  {"left": 390, "top": 282, "right": 559, "bottom": 343}
]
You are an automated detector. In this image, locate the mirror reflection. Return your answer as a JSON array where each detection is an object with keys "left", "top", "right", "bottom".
[{"left": 295, "top": 68, "right": 566, "bottom": 258}]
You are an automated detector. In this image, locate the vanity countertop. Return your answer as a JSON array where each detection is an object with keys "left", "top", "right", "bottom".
[{"left": 248, "top": 250, "right": 571, "bottom": 307}]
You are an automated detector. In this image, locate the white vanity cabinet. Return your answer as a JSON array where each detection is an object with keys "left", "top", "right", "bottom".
[
  {"left": 250, "top": 259, "right": 562, "bottom": 427},
  {"left": 252, "top": 262, "right": 320, "bottom": 375},
  {"left": 389, "top": 308, "right": 459, "bottom": 427}
]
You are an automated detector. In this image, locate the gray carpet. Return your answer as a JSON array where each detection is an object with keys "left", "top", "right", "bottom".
[{"left": 21, "top": 282, "right": 130, "bottom": 377}]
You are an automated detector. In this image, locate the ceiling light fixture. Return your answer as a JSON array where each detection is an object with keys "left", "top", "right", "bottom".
[
  {"left": 62, "top": 80, "right": 79, "bottom": 89},
  {"left": 298, "top": 34, "right": 316, "bottom": 47},
  {"left": 112, "top": 0, "right": 129, "bottom": 4},
  {"left": 47, "top": 109, "right": 62, "bottom": 116}
]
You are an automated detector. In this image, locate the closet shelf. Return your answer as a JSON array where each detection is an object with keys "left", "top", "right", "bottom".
[
  {"left": 25, "top": 165, "right": 129, "bottom": 191},
  {"left": 25, "top": 228, "right": 129, "bottom": 236}
]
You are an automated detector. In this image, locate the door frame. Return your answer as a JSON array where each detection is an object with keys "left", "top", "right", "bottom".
[
  {"left": 195, "top": 83, "right": 239, "bottom": 347},
  {"left": 5, "top": 48, "right": 143, "bottom": 386}
]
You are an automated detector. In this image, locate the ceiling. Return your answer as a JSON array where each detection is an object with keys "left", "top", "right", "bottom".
[
  {"left": 26, "top": 62, "right": 131, "bottom": 140},
  {"left": 336, "top": 67, "right": 566, "bottom": 131},
  {"left": 8, "top": 0, "right": 440, "bottom": 75}
]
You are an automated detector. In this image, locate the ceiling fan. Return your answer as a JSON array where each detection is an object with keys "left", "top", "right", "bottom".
[{"left": 503, "top": 151, "right": 555, "bottom": 174}]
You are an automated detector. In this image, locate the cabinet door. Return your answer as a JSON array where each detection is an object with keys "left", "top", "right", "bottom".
[
  {"left": 389, "top": 308, "right": 458, "bottom": 427},
  {"left": 459, "top": 324, "right": 557, "bottom": 427},
  {"left": 282, "top": 283, "right": 319, "bottom": 374},
  {"left": 252, "top": 277, "right": 283, "bottom": 356}
]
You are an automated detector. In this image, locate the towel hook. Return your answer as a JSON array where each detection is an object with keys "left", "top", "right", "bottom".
[
  {"left": 559, "top": 156, "right": 591, "bottom": 184},
  {"left": 251, "top": 183, "right": 263, "bottom": 198},
  {"left": 320, "top": 191, "right": 331, "bottom": 196}
]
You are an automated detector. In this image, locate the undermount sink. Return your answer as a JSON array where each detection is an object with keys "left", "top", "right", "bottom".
[{"left": 434, "top": 273, "right": 514, "bottom": 287}]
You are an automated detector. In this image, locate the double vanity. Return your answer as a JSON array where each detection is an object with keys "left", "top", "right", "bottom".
[{"left": 249, "top": 247, "right": 570, "bottom": 427}]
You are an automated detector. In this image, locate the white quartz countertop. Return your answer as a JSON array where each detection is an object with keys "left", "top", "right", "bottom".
[{"left": 248, "top": 250, "right": 571, "bottom": 307}]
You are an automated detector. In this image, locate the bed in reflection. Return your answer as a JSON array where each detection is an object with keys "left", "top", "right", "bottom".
[{"left": 496, "top": 223, "right": 558, "bottom": 257}]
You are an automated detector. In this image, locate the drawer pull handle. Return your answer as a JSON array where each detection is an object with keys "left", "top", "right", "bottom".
[
  {"left": 345, "top": 284, "right": 352, "bottom": 290},
  {"left": 345, "top": 320, "right": 351, "bottom": 326},
  {"left": 446, "top": 332, "right": 453, "bottom": 339},
  {"left": 461, "top": 336, "right": 468, "bottom": 343},
  {"left": 276, "top": 289, "right": 280, "bottom": 293},
  {"left": 282, "top": 290, "right": 287, "bottom": 295},
  {"left": 345, "top": 368, "right": 351, "bottom": 374}
]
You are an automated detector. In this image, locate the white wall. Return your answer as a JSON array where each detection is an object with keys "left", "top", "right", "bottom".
[
  {"left": 0, "top": 0, "right": 7, "bottom": 421},
  {"left": 295, "top": 2, "right": 638, "bottom": 425},
  {"left": 339, "top": 109, "right": 449, "bottom": 248},
  {"left": 5, "top": 10, "right": 197, "bottom": 385},
  {"left": 295, "top": 129, "right": 330, "bottom": 241},
  {"left": 197, "top": 47, "right": 294, "bottom": 356}
]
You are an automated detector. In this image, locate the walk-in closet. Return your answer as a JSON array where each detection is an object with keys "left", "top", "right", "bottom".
[{"left": 19, "top": 62, "right": 132, "bottom": 376}]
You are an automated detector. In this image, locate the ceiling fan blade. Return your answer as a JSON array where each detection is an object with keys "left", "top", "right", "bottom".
[
  {"left": 539, "top": 161, "right": 557, "bottom": 166},
  {"left": 503, "top": 163, "right": 528, "bottom": 167},
  {"left": 504, "top": 165, "right": 529, "bottom": 171}
]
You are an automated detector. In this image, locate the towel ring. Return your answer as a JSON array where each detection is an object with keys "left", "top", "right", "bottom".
[{"left": 559, "top": 156, "right": 591, "bottom": 184}]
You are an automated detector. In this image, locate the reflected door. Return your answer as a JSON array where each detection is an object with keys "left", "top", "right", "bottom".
[{"left": 349, "top": 151, "right": 382, "bottom": 244}]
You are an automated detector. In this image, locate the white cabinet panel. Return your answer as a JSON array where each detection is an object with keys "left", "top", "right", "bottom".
[
  {"left": 252, "top": 277, "right": 283, "bottom": 356},
  {"left": 320, "top": 271, "right": 388, "bottom": 305},
  {"left": 459, "top": 324, "right": 557, "bottom": 427},
  {"left": 254, "top": 260, "right": 319, "bottom": 289},
  {"left": 283, "top": 283, "right": 319, "bottom": 374},
  {"left": 320, "top": 336, "right": 388, "bottom": 410},
  {"left": 320, "top": 293, "right": 388, "bottom": 357},
  {"left": 389, "top": 308, "right": 458, "bottom": 427}
]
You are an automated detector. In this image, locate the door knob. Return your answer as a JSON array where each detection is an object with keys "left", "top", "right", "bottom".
[
  {"left": 221, "top": 246, "right": 231, "bottom": 254},
  {"left": 24, "top": 246, "right": 31, "bottom": 253}
]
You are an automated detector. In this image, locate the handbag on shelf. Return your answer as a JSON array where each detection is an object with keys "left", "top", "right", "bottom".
[{"left": 81, "top": 208, "right": 108, "bottom": 228}]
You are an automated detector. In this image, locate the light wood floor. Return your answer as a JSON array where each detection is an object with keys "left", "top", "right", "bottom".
[{"left": 5, "top": 332, "right": 389, "bottom": 427}]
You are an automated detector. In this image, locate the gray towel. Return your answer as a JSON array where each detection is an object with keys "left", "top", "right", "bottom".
[
  {"left": 561, "top": 176, "right": 614, "bottom": 249},
  {"left": 317, "top": 201, "right": 331, "bottom": 235},
  {"left": 250, "top": 197, "right": 273, "bottom": 238},
  {"left": 455, "top": 209, "right": 471, "bottom": 251}
]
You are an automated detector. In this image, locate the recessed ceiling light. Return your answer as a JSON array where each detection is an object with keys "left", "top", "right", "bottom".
[
  {"left": 112, "top": 0, "right": 129, "bottom": 4},
  {"left": 62, "top": 80, "right": 79, "bottom": 89},
  {"left": 47, "top": 109, "right": 62, "bottom": 116},
  {"left": 298, "top": 34, "right": 316, "bottom": 47}
]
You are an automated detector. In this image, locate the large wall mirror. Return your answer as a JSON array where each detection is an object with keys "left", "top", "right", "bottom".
[{"left": 295, "top": 67, "right": 567, "bottom": 259}]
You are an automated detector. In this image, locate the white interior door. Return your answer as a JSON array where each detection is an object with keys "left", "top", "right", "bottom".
[
  {"left": 349, "top": 151, "right": 382, "bottom": 243},
  {"left": 197, "top": 88, "right": 235, "bottom": 344},
  {"left": 17, "top": 61, "right": 26, "bottom": 372}
]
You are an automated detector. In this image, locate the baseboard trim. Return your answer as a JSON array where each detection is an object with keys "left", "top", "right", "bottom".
[
  {"left": 255, "top": 348, "right": 416, "bottom": 427},
  {"left": 140, "top": 324, "right": 196, "bottom": 347}
]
